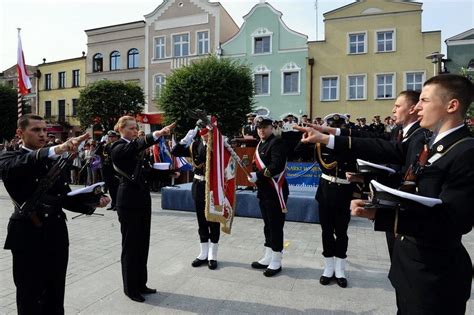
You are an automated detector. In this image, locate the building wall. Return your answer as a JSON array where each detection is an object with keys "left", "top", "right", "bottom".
[
  {"left": 308, "top": 0, "right": 440, "bottom": 120},
  {"left": 145, "top": 0, "right": 239, "bottom": 113},
  {"left": 445, "top": 29, "right": 474, "bottom": 75},
  {"left": 85, "top": 21, "right": 145, "bottom": 86},
  {"left": 37, "top": 56, "right": 86, "bottom": 137},
  {"left": 221, "top": 3, "right": 307, "bottom": 119}
]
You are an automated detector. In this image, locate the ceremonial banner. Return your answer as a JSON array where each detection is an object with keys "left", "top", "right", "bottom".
[
  {"left": 17, "top": 31, "right": 32, "bottom": 95},
  {"left": 285, "top": 162, "right": 321, "bottom": 190},
  {"left": 205, "top": 117, "right": 236, "bottom": 234}
]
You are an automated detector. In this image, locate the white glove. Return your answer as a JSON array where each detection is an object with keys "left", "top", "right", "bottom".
[
  {"left": 247, "top": 172, "right": 257, "bottom": 183},
  {"left": 179, "top": 128, "right": 198, "bottom": 146}
]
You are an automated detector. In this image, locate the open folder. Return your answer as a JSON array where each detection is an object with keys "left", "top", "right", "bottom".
[{"left": 370, "top": 180, "right": 442, "bottom": 208}]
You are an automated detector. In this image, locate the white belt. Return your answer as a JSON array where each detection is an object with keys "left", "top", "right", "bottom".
[
  {"left": 194, "top": 174, "right": 205, "bottom": 181},
  {"left": 321, "top": 173, "right": 351, "bottom": 185}
]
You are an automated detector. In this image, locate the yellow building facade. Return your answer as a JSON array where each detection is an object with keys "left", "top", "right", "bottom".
[
  {"left": 308, "top": 0, "right": 441, "bottom": 120},
  {"left": 37, "top": 55, "right": 86, "bottom": 139}
]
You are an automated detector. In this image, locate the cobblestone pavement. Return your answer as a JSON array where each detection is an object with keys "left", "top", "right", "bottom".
[{"left": 0, "top": 185, "right": 472, "bottom": 314}]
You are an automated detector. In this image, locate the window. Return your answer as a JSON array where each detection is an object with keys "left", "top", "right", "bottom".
[
  {"left": 321, "top": 77, "right": 339, "bottom": 101},
  {"left": 58, "top": 100, "right": 66, "bottom": 122},
  {"left": 110, "top": 51, "right": 121, "bottom": 71},
  {"left": 173, "top": 34, "right": 189, "bottom": 57},
  {"left": 283, "top": 72, "right": 299, "bottom": 94},
  {"left": 58, "top": 72, "right": 66, "bottom": 89},
  {"left": 127, "top": 48, "right": 139, "bottom": 69},
  {"left": 348, "top": 32, "right": 366, "bottom": 54},
  {"left": 93, "top": 53, "right": 103, "bottom": 72},
  {"left": 45, "top": 73, "right": 52, "bottom": 90},
  {"left": 405, "top": 72, "right": 424, "bottom": 91},
  {"left": 347, "top": 75, "right": 366, "bottom": 100},
  {"left": 154, "top": 75, "right": 166, "bottom": 99},
  {"left": 197, "top": 31, "right": 209, "bottom": 55},
  {"left": 255, "top": 74, "right": 269, "bottom": 95},
  {"left": 376, "top": 30, "right": 395, "bottom": 52},
  {"left": 45, "top": 101, "right": 51, "bottom": 118},
  {"left": 154, "top": 37, "right": 165, "bottom": 59},
  {"left": 72, "top": 98, "right": 78, "bottom": 116},
  {"left": 72, "top": 70, "right": 80, "bottom": 87},
  {"left": 254, "top": 36, "right": 271, "bottom": 54},
  {"left": 376, "top": 73, "right": 395, "bottom": 99}
]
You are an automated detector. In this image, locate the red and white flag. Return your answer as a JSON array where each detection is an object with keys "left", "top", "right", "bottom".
[
  {"left": 17, "top": 31, "right": 32, "bottom": 96},
  {"left": 205, "top": 117, "right": 237, "bottom": 234}
]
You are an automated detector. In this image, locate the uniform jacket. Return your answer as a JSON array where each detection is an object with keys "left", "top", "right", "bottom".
[{"left": 171, "top": 138, "right": 206, "bottom": 176}]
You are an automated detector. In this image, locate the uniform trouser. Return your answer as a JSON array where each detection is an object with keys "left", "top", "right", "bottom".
[
  {"left": 316, "top": 179, "right": 353, "bottom": 258},
  {"left": 192, "top": 180, "right": 220, "bottom": 244},
  {"left": 389, "top": 236, "right": 471, "bottom": 315},
  {"left": 258, "top": 197, "right": 286, "bottom": 252},
  {"left": 117, "top": 207, "right": 151, "bottom": 296},
  {"left": 12, "top": 246, "right": 68, "bottom": 315},
  {"left": 103, "top": 167, "right": 118, "bottom": 207},
  {"left": 385, "top": 231, "right": 395, "bottom": 261}
]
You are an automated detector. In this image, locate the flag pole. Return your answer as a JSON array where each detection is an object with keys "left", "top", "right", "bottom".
[{"left": 17, "top": 28, "right": 23, "bottom": 118}]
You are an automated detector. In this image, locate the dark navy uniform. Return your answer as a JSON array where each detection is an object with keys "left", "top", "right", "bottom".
[
  {"left": 252, "top": 134, "right": 289, "bottom": 252},
  {"left": 111, "top": 134, "right": 159, "bottom": 300},
  {"left": 172, "top": 138, "right": 220, "bottom": 244},
  {"left": 242, "top": 124, "right": 258, "bottom": 139},
  {"left": 102, "top": 142, "right": 118, "bottom": 209},
  {"left": 0, "top": 147, "right": 96, "bottom": 315}
]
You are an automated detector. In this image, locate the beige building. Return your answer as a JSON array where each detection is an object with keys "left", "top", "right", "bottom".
[
  {"left": 85, "top": 21, "right": 145, "bottom": 86},
  {"left": 308, "top": 0, "right": 441, "bottom": 120},
  {"left": 144, "top": 0, "right": 239, "bottom": 113},
  {"left": 0, "top": 64, "right": 38, "bottom": 115},
  {"left": 37, "top": 55, "right": 86, "bottom": 139}
]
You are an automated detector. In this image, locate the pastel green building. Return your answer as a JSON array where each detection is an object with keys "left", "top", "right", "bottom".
[
  {"left": 445, "top": 28, "right": 474, "bottom": 79},
  {"left": 221, "top": 1, "right": 307, "bottom": 120}
]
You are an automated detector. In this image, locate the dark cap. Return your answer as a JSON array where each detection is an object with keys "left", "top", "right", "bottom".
[
  {"left": 107, "top": 130, "right": 119, "bottom": 137},
  {"left": 254, "top": 115, "right": 273, "bottom": 128},
  {"left": 301, "top": 114, "right": 308, "bottom": 118},
  {"left": 246, "top": 112, "right": 257, "bottom": 118},
  {"left": 323, "top": 113, "right": 347, "bottom": 125},
  {"left": 47, "top": 133, "right": 55, "bottom": 138}
]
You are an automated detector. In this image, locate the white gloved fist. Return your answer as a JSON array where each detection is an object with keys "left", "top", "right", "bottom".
[
  {"left": 179, "top": 128, "right": 198, "bottom": 146},
  {"left": 247, "top": 172, "right": 257, "bottom": 183}
]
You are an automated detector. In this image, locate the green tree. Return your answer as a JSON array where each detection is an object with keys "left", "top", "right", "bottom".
[
  {"left": 78, "top": 80, "right": 145, "bottom": 132},
  {"left": 159, "top": 55, "right": 254, "bottom": 137},
  {"left": 0, "top": 85, "right": 19, "bottom": 141}
]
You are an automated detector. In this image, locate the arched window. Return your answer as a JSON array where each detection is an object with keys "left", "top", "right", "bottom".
[
  {"left": 128, "top": 48, "right": 139, "bottom": 69},
  {"left": 154, "top": 74, "right": 166, "bottom": 99},
  {"left": 93, "top": 53, "right": 103, "bottom": 72},
  {"left": 110, "top": 51, "right": 121, "bottom": 71}
]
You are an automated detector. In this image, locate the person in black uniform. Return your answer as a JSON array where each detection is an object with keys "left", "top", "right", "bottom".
[
  {"left": 298, "top": 74, "right": 474, "bottom": 314},
  {"left": 171, "top": 124, "right": 221, "bottom": 270},
  {"left": 0, "top": 114, "right": 109, "bottom": 314},
  {"left": 102, "top": 130, "right": 119, "bottom": 210},
  {"left": 248, "top": 116, "right": 289, "bottom": 277},
  {"left": 296, "top": 113, "right": 357, "bottom": 288},
  {"left": 111, "top": 116, "right": 174, "bottom": 303},
  {"left": 241, "top": 113, "right": 258, "bottom": 139}
]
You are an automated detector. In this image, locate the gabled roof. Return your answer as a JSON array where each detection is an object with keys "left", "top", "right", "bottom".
[
  {"left": 445, "top": 28, "right": 474, "bottom": 43},
  {"left": 324, "top": 0, "right": 422, "bottom": 18}
]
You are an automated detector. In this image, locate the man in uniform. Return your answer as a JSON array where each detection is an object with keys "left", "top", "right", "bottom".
[
  {"left": 297, "top": 74, "right": 474, "bottom": 314},
  {"left": 242, "top": 113, "right": 258, "bottom": 139},
  {"left": 102, "top": 130, "right": 119, "bottom": 210},
  {"left": 172, "top": 124, "right": 221, "bottom": 270},
  {"left": 0, "top": 114, "right": 109, "bottom": 314},
  {"left": 248, "top": 116, "right": 289, "bottom": 277}
]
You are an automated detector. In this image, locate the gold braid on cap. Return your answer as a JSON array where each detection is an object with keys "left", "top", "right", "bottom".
[{"left": 316, "top": 143, "right": 337, "bottom": 170}]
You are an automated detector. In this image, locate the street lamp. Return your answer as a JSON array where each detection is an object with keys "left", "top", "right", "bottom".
[{"left": 425, "top": 52, "right": 445, "bottom": 76}]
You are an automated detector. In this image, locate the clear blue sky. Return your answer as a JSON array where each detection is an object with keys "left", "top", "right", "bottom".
[{"left": 1, "top": 0, "right": 473, "bottom": 70}]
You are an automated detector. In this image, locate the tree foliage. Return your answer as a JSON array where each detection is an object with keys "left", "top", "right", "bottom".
[
  {"left": 158, "top": 55, "right": 254, "bottom": 137},
  {"left": 0, "top": 85, "right": 19, "bottom": 141},
  {"left": 78, "top": 80, "right": 144, "bottom": 131}
]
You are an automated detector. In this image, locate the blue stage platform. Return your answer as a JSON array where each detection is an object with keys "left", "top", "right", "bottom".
[{"left": 161, "top": 183, "right": 320, "bottom": 223}]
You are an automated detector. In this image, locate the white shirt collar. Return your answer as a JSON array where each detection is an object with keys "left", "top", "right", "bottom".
[
  {"left": 19, "top": 145, "right": 34, "bottom": 152},
  {"left": 121, "top": 137, "right": 131, "bottom": 143},
  {"left": 402, "top": 121, "right": 417, "bottom": 138},
  {"left": 432, "top": 124, "right": 465, "bottom": 146}
]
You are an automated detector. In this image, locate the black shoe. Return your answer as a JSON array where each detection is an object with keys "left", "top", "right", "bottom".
[
  {"left": 191, "top": 258, "right": 208, "bottom": 267},
  {"left": 251, "top": 261, "right": 269, "bottom": 269},
  {"left": 208, "top": 260, "right": 218, "bottom": 270},
  {"left": 127, "top": 293, "right": 145, "bottom": 302},
  {"left": 140, "top": 287, "right": 157, "bottom": 294},
  {"left": 319, "top": 275, "right": 334, "bottom": 285},
  {"left": 336, "top": 277, "right": 347, "bottom": 288},
  {"left": 263, "top": 267, "right": 282, "bottom": 277}
]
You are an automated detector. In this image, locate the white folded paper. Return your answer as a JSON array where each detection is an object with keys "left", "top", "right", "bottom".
[
  {"left": 357, "top": 159, "right": 396, "bottom": 174},
  {"left": 67, "top": 182, "right": 105, "bottom": 196},
  {"left": 153, "top": 162, "right": 171, "bottom": 170},
  {"left": 370, "top": 180, "right": 442, "bottom": 207}
]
